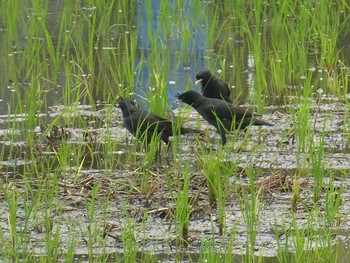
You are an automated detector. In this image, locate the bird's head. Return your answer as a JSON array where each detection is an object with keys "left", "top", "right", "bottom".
[
  {"left": 176, "top": 90, "right": 202, "bottom": 106},
  {"left": 117, "top": 97, "right": 138, "bottom": 115},
  {"left": 195, "top": 70, "right": 212, "bottom": 85}
]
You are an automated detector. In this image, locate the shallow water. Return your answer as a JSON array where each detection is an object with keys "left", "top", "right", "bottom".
[
  {"left": 1, "top": 0, "right": 350, "bottom": 262},
  {"left": 0, "top": 95, "right": 350, "bottom": 261}
]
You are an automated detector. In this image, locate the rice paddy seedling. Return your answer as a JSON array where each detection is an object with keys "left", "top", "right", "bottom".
[
  {"left": 175, "top": 165, "right": 190, "bottom": 246},
  {"left": 64, "top": 237, "right": 78, "bottom": 262},
  {"left": 1, "top": 0, "right": 350, "bottom": 261},
  {"left": 121, "top": 216, "right": 138, "bottom": 263},
  {"left": 1, "top": 186, "right": 19, "bottom": 261},
  {"left": 324, "top": 175, "right": 343, "bottom": 229},
  {"left": 85, "top": 184, "right": 101, "bottom": 261},
  {"left": 139, "top": 139, "right": 161, "bottom": 194},
  {"left": 1, "top": 0, "right": 21, "bottom": 44},
  {"left": 237, "top": 167, "right": 260, "bottom": 261},
  {"left": 101, "top": 107, "right": 124, "bottom": 170},
  {"left": 44, "top": 214, "right": 60, "bottom": 262},
  {"left": 147, "top": 71, "right": 169, "bottom": 116},
  {"left": 309, "top": 128, "right": 325, "bottom": 203},
  {"left": 290, "top": 72, "right": 316, "bottom": 166},
  {"left": 196, "top": 152, "right": 234, "bottom": 235},
  {"left": 198, "top": 235, "right": 235, "bottom": 263},
  {"left": 288, "top": 213, "right": 335, "bottom": 263}
]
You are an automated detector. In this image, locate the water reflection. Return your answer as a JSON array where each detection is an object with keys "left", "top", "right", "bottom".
[
  {"left": 0, "top": 0, "right": 261, "bottom": 114},
  {"left": 134, "top": 0, "right": 206, "bottom": 108}
]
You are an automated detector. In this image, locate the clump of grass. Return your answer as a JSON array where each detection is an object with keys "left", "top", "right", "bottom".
[
  {"left": 85, "top": 184, "right": 100, "bottom": 261},
  {"left": 237, "top": 167, "right": 260, "bottom": 261},
  {"left": 1, "top": 0, "right": 350, "bottom": 262},
  {"left": 197, "top": 150, "right": 235, "bottom": 235},
  {"left": 292, "top": 214, "right": 335, "bottom": 262},
  {"left": 139, "top": 137, "right": 162, "bottom": 194},
  {"left": 198, "top": 234, "right": 235, "bottom": 263},
  {"left": 121, "top": 214, "right": 138, "bottom": 263},
  {"left": 1, "top": 186, "right": 19, "bottom": 261},
  {"left": 324, "top": 176, "right": 343, "bottom": 229},
  {"left": 175, "top": 165, "right": 190, "bottom": 246},
  {"left": 309, "top": 133, "right": 325, "bottom": 203},
  {"left": 277, "top": 174, "right": 343, "bottom": 262}
]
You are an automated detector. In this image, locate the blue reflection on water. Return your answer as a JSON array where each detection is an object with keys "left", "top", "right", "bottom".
[{"left": 134, "top": 0, "right": 207, "bottom": 109}]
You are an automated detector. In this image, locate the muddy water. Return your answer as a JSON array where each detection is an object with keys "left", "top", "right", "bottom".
[
  {"left": 1, "top": 96, "right": 350, "bottom": 261},
  {"left": 1, "top": 1, "right": 350, "bottom": 262}
]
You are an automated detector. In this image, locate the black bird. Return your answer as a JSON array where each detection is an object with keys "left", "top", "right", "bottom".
[
  {"left": 117, "top": 97, "right": 201, "bottom": 146},
  {"left": 176, "top": 90, "right": 273, "bottom": 145},
  {"left": 195, "top": 70, "right": 232, "bottom": 103}
]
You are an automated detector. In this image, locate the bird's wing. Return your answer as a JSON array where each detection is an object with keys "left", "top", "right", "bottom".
[
  {"left": 136, "top": 111, "right": 172, "bottom": 131},
  {"left": 210, "top": 77, "right": 230, "bottom": 96},
  {"left": 148, "top": 112, "right": 171, "bottom": 122},
  {"left": 227, "top": 105, "right": 255, "bottom": 118},
  {"left": 201, "top": 100, "right": 254, "bottom": 120},
  {"left": 220, "top": 80, "right": 231, "bottom": 97}
]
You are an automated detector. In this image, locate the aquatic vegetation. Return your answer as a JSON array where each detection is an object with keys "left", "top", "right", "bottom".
[{"left": 0, "top": 0, "right": 349, "bottom": 262}]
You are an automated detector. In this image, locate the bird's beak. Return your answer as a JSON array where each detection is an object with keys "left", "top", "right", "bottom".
[
  {"left": 175, "top": 94, "right": 182, "bottom": 104},
  {"left": 195, "top": 79, "right": 202, "bottom": 85}
]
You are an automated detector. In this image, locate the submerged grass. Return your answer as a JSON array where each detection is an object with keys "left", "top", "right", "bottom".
[{"left": 0, "top": 0, "right": 349, "bottom": 262}]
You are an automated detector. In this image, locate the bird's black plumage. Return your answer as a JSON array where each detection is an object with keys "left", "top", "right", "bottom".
[
  {"left": 117, "top": 97, "right": 201, "bottom": 145},
  {"left": 195, "top": 70, "right": 232, "bottom": 103},
  {"left": 176, "top": 90, "right": 273, "bottom": 145}
]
